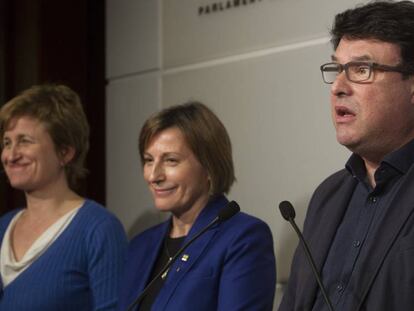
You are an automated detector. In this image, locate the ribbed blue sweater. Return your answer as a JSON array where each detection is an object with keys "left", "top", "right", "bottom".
[{"left": 0, "top": 200, "right": 128, "bottom": 311}]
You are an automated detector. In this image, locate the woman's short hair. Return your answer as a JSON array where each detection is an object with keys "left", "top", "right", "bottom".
[
  {"left": 139, "top": 101, "right": 236, "bottom": 196},
  {"left": 0, "top": 84, "right": 90, "bottom": 190}
]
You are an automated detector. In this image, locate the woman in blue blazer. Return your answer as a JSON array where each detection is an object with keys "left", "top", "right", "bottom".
[{"left": 118, "top": 102, "right": 276, "bottom": 311}]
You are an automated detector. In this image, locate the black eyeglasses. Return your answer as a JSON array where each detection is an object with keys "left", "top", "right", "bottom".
[{"left": 320, "top": 61, "right": 411, "bottom": 84}]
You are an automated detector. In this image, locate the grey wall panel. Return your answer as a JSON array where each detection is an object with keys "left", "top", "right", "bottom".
[
  {"left": 105, "top": 1, "right": 372, "bottom": 307},
  {"left": 106, "top": 0, "right": 160, "bottom": 79},
  {"left": 163, "top": 0, "right": 363, "bottom": 67},
  {"left": 162, "top": 41, "right": 350, "bottom": 283},
  {"left": 106, "top": 74, "right": 163, "bottom": 237}
]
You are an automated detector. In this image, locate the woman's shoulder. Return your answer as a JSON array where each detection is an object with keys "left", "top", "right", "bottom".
[
  {"left": 77, "top": 199, "right": 122, "bottom": 223},
  {"left": 218, "top": 210, "right": 273, "bottom": 241},
  {"left": 0, "top": 208, "right": 22, "bottom": 221},
  {"left": 72, "top": 199, "right": 126, "bottom": 237},
  {"left": 0, "top": 209, "right": 23, "bottom": 235},
  {"left": 70, "top": 200, "right": 127, "bottom": 250},
  {"left": 210, "top": 196, "right": 271, "bottom": 231},
  {"left": 223, "top": 207, "right": 269, "bottom": 227},
  {"left": 232, "top": 210, "right": 268, "bottom": 225}
]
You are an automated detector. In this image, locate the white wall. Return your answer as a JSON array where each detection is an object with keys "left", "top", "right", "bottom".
[
  {"left": 106, "top": 0, "right": 163, "bottom": 236},
  {"left": 106, "top": 0, "right": 366, "bottom": 307}
]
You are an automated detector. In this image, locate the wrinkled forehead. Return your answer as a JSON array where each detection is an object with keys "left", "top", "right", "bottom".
[{"left": 2, "top": 115, "right": 46, "bottom": 138}]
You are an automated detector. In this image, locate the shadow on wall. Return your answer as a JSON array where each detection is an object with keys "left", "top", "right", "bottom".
[{"left": 127, "top": 209, "right": 166, "bottom": 239}]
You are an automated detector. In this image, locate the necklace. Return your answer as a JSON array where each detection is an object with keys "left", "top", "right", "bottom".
[
  {"left": 161, "top": 238, "right": 173, "bottom": 280},
  {"left": 161, "top": 236, "right": 186, "bottom": 280}
]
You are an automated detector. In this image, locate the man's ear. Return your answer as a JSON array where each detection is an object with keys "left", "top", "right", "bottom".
[{"left": 59, "top": 146, "right": 76, "bottom": 166}]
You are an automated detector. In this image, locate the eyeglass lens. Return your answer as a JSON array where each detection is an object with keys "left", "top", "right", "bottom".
[{"left": 321, "top": 63, "right": 372, "bottom": 83}]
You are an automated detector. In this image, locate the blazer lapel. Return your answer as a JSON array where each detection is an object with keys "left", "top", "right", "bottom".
[
  {"left": 153, "top": 196, "right": 227, "bottom": 310},
  {"left": 297, "top": 172, "right": 357, "bottom": 308},
  {"left": 127, "top": 221, "right": 170, "bottom": 308}
]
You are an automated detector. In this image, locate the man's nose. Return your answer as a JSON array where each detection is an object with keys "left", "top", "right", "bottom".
[{"left": 331, "top": 70, "right": 352, "bottom": 97}]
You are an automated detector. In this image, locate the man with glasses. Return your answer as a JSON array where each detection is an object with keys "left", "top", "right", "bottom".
[{"left": 279, "top": 1, "right": 414, "bottom": 310}]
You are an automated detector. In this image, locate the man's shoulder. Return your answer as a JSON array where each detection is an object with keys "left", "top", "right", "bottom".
[
  {"left": 316, "top": 168, "right": 352, "bottom": 193},
  {"left": 306, "top": 168, "right": 356, "bottom": 213}
]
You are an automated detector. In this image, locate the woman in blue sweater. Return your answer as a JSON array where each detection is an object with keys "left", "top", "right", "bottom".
[{"left": 0, "top": 84, "right": 128, "bottom": 310}]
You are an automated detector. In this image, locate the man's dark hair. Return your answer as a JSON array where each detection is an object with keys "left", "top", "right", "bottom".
[{"left": 331, "top": 1, "right": 414, "bottom": 74}]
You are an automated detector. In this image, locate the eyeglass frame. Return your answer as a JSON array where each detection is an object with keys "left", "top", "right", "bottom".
[{"left": 320, "top": 61, "right": 412, "bottom": 84}]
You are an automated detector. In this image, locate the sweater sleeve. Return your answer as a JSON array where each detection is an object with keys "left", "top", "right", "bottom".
[{"left": 86, "top": 215, "right": 128, "bottom": 311}]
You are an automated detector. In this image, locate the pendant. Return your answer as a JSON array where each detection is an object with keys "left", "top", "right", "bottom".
[{"left": 161, "top": 257, "right": 172, "bottom": 280}]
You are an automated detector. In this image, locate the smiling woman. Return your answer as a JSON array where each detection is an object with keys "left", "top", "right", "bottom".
[
  {"left": 118, "top": 102, "right": 277, "bottom": 311},
  {"left": 142, "top": 127, "right": 210, "bottom": 225},
  {"left": 2, "top": 117, "right": 70, "bottom": 194},
  {"left": 0, "top": 84, "right": 127, "bottom": 311}
]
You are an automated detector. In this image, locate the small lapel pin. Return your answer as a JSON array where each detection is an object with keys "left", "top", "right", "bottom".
[{"left": 181, "top": 254, "right": 189, "bottom": 262}]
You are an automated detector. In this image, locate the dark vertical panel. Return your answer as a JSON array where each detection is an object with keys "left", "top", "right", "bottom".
[
  {"left": 38, "top": 0, "right": 89, "bottom": 199},
  {"left": 38, "top": 1, "right": 87, "bottom": 92},
  {"left": 38, "top": 0, "right": 106, "bottom": 203},
  {"left": 0, "top": 0, "right": 5, "bottom": 100},
  {"left": 0, "top": 0, "right": 6, "bottom": 214},
  {"left": 0, "top": 0, "right": 106, "bottom": 215},
  {"left": 12, "top": 0, "right": 40, "bottom": 92},
  {"left": 84, "top": 0, "right": 106, "bottom": 204},
  {"left": 0, "top": 0, "right": 37, "bottom": 213}
]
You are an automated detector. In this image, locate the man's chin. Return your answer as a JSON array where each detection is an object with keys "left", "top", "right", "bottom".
[{"left": 336, "top": 134, "right": 358, "bottom": 149}]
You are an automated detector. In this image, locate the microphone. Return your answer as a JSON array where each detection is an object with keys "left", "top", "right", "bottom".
[
  {"left": 127, "top": 200, "right": 240, "bottom": 311},
  {"left": 278, "top": 201, "right": 334, "bottom": 311},
  {"left": 217, "top": 201, "right": 240, "bottom": 221}
]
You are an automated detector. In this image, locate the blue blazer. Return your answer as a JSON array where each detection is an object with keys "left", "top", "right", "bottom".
[
  {"left": 279, "top": 167, "right": 414, "bottom": 311},
  {"left": 118, "top": 195, "right": 276, "bottom": 311}
]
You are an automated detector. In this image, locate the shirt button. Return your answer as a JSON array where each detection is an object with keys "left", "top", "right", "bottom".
[
  {"left": 369, "top": 196, "right": 377, "bottom": 203},
  {"left": 336, "top": 284, "right": 344, "bottom": 292},
  {"left": 353, "top": 240, "right": 361, "bottom": 248}
]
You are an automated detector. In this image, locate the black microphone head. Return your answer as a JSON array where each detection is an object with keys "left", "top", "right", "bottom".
[
  {"left": 218, "top": 201, "right": 240, "bottom": 222},
  {"left": 279, "top": 200, "right": 296, "bottom": 221}
]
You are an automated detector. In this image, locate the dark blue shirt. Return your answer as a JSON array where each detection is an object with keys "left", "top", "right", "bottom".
[{"left": 312, "top": 139, "right": 414, "bottom": 311}]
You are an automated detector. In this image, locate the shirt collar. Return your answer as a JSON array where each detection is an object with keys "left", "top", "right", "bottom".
[
  {"left": 382, "top": 138, "right": 414, "bottom": 173},
  {"left": 345, "top": 138, "right": 414, "bottom": 182}
]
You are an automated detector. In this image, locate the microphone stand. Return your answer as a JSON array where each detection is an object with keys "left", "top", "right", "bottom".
[
  {"left": 279, "top": 201, "right": 334, "bottom": 311},
  {"left": 287, "top": 217, "right": 334, "bottom": 311}
]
